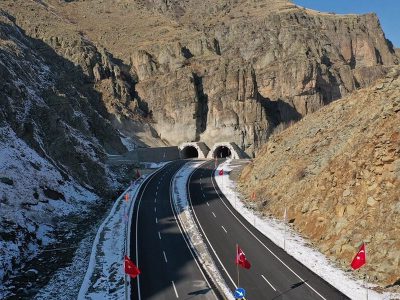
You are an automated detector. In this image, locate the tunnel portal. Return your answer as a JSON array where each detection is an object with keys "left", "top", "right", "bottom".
[
  {"left": 181, "top": 146, "right": 199, "bottom": 159},
  {"left": 213, "top": 146, "right": 232, "bottom": 158}
]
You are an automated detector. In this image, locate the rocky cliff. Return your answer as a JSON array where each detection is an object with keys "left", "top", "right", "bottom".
[
  {"left": 0, "top": 11, "right": 131, "bottom": 297},
  {"left": 239, "top": 68, "right": 400, "bottom": 289},
  {"left": 2, "top": 0, "right": 398, "bottom": 156}
]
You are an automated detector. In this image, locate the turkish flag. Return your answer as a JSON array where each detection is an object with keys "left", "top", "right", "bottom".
[
  {"left": 124, "top": 255, "right": 141, "bottom": 278},
  {"left": 351, "top": 243, "right": 366, "bottom": 270},
  {"left": 125, "top": 193, "right": 130, "bottom": 202},
  {"left": 235, "top": 245, "right": 251, "bottom": 269},
  {"left": 219, "top": 169, "right": 224, "bottom": 176}
]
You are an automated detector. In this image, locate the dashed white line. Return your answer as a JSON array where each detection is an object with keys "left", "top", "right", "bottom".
[
  {"left": 154, "top": 198, "right": 157, "bottom": 203},
  {"left": 171, "top": 281, "right": 179, "bottom": 298},
  {"left": 163, "top": 251, "right": 168, "bottom": 263},
  {"left": 203, "top": 193, "right": 205, "bottom": 198},
  {"left": 155, "top": 217, "right": 158, "bottom": 224},
  {"left": 154, "top": 207, "right": 157, "bottom": 212},
  {"left": 261, "top": 275, "right": 277, "bottom": 291},
  {"left": 206, "top": 202, "right": 210, "bottom": 206},
  {"left": 158, "top": 232, "right": 162, "bottom": 240},
  {"left": 221, "top": 226, "right": 227, "bottom": 233},
  {"left": 156, "top": 191, "right": 158, "bottom": 196},
  {"left": 212, "top": 212, "right": 216, "bottom": 218}
]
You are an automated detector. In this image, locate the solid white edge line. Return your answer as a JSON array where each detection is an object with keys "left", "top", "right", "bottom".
[
  {"left": 261, "top": 274, "right": 277, "bottom": 291},
  {"left": 210, "top": 163, "right": 327, "bottom": 300},
  {"left": 172, "top": 281, "right": 179, "bottom": 298},
  {"left": 187, "top": 163, "right": 238, "bottom": 289},
  {"left": 169, "top": 162, "right": 215, "bottom": 296},
  {"left": 221, "top": 226, "right": 227, "bottom": 234},
  {"left": 163, "top": 251, "right": 168, "bottom": 263},
  {"left": 135, "top": 164, "right": 172, "bottom": 300}
]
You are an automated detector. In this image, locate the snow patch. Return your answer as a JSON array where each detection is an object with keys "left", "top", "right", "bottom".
[{"left": 215, "top": 159, "right": 399, "bottom": 300}]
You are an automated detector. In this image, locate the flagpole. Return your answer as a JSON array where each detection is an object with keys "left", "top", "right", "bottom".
[
  {"left": 365, "top": 242, "right": 368, "bottom": 300},
  {"left": 236, "top": 244, "right": 240, "bottom": 287},
  {"left": 283, "top": 207, "right": 287, "bottom": 251}
]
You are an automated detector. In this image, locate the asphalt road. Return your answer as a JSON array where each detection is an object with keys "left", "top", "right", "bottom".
[
  {"left": 129, "top": 161, "right": 216, "bottom": 300},
  {"left": 188, "top": 160, "right": 350, "bottom": 300}
]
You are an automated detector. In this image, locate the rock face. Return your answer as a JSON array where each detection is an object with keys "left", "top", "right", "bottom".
[
  {"left": 2, "top": 0, "right": 397, "bottom": 156},
  {"left": 0, "top": 12, "right": 130, "bottom": 297},
  {"left": 238, "top": 68, "right": 400, "bottom": 288}
]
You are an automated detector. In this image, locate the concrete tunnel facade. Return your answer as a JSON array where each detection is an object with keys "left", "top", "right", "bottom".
[{"left": 179, "top": 142, "right": 246, "bottom": 159}]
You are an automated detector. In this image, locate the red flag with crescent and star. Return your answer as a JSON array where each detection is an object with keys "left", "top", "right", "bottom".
[
  {"left": 219, "top": 169, "right": 224, "bottom": 176},
  {"left": 351, "top": 243, "right": 366, "bottom": 270},
  {"left": 124, "top": 255, "right": 141, "bottom": 278},
  {"left": 235, "top": 245, "right": 251, "bottom": 269}
]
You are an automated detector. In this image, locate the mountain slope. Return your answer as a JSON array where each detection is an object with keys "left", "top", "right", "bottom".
[
  {"left": 0, "top": 12, "right": 129, "bottom": 298},
  {"left": 239, "top": 68, "right": 400, "bottom": 289},
  {"left": 1, "top": 0, "right": 398, "bottom": 156}
]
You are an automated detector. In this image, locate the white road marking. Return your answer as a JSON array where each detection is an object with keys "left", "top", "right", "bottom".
[
  {"left": 155, "top": 217, "right": 158, "bottom": 224},
  {"left": 212, "top": 212, "right": 216, "bottom": 218},
  {"left": 209, "top": 168, "right": 327, "bottom": 300},
  {"left": 172, "top": 281, "right": 179, "bottom": 298},
  {"left": 261, "top": 274, "right": 277, "bottom": 291},
  {"left": 206, "top": 202, "right": 210, "bottom": 206},
  {"left": 221, "top": 226, "right": 227, "bottom": 233},
  {"left": 163, "top": 251, "right": 168, "bottom": 263},
  {"left": 158, "top": 232, "right": 162, "bottom": 240},
  {"left": 203, "top": 193, "right": 206, "bottom": 198},
  {"left": 156, "top": 191, "right": 158, "bottom": 196},
  {"left": 154, "top": 207, "right": 157, "bottom": 212},
  {"left": 154, "top": 198, "right": 157, "bottom": 203}
]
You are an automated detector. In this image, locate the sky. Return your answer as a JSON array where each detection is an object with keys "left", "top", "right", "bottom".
[{"left": 293, "top": 0, "right": 399, "bottom": 47}]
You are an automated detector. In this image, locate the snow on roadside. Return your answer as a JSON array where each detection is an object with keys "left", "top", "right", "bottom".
[
  {"left": 172, "top": 161, "right": 233, "bottom": 300},
  {"left": 215, "top": 159, "right": 399, "bottom": 300},
  {"left": 77, "top": 174, "right": 149, "bottom": 300}
]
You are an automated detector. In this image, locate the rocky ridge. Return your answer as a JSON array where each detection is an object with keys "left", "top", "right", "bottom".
[
  {"left": 238, "top": 68, "right": 400, "bottom": 289},
  {"left": 0, "top": 11, "right": 132, "bottom": 298},
  {"left": 2, "top": 0, "right": 398, "bottom": 156}
]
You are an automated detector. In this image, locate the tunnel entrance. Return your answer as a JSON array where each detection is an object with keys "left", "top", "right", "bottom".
[
  {"left": 214, "top": 146, "right": 232, "bottom": 158},
  {"left": 181, "top": 146, "right": 199, "bottom": 159}
]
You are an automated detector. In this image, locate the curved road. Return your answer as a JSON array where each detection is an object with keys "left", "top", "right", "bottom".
[
  {"left": 188, "top": 160, "right": 349, "bottom": 300},
  {"left": 129, "top": 161, "right": 216, "bottom": 300}
]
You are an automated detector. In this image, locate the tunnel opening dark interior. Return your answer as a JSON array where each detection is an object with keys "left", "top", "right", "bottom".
[
  {"left": 214, "top": 146, "right": 231, "bottom": 158},
  {"left": 181, "top": 146, "right": 199, "bottom": 158}
]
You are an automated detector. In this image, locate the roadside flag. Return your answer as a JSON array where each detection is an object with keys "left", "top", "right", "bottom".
[
  {"left": 124, "top": 255, "right": 141, "bottom": 278},
  {"left": 125, "top": 193, "right": 130, "bottom": 202},
  {"left": 351, "top": 243, "right": 366, "bottom": 270},
  {"left": 219, "top": 169, "right": 224, "bottom": 176},
  {"left": 135, "top": 169, "right": 141, "bottom": 179},
  {"left": 235, "top": 245, "right": 251, "bottom": 269}
]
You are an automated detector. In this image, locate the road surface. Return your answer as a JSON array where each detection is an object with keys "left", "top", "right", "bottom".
[
  {"left": 188, "top": 160, "right": 349, "bottom": 300},
  {"left": 129, "top": 161, "right": 216, "bottom": 300}
]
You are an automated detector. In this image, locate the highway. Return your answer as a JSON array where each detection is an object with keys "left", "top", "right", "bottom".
[
  {"left": 129, "top": 161, "right": 216, "bottom": 300},
  {"left": 188, "top": 160, "right": 350, "bottom": 300}
]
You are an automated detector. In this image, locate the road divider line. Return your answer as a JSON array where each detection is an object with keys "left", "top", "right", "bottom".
[
  {"left": 210, "top": 163, "right": 327, "bottom": 300},
  {"left": 156, "top": 217, "right": 158, "bottom": 224},
  {"left": 212, "top": 212, "right": 216, "bottom": 218},
  {"left": 206, "top": 202, "right": 210, "bottom": 206},
  {"left": 172, "top": 281, "right": 179, "bottom": 298},
  {"left": 163, "top": 251, "right": 168, "bottom": 263},
  {"left": 221, "top": 226, "right": 227, "bottom": 234},
  {"left": 261, "top": 274, "right": 277, "bottom": 291},
  {"left": 154, "top": 207, "right": 157, "bottom": 212},
  {"left": 158, "top": 232, "right": 162, "bottom": 240}
]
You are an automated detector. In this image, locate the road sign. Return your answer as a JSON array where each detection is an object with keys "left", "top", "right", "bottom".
[{"left": 234, "top": 287, "right": 246, "bottom": 299}]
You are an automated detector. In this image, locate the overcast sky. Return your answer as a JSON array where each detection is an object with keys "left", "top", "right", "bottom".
[{"left": 294, "top": 0, "right": 399, "bottom": 48}]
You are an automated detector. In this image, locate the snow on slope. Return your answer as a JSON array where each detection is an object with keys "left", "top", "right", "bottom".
[
  {"left": 0, "top": 125, "right": 98, "bottom": 298},
  {"left": 215, "top": 159, "right": 400, "bottom": 300}
]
